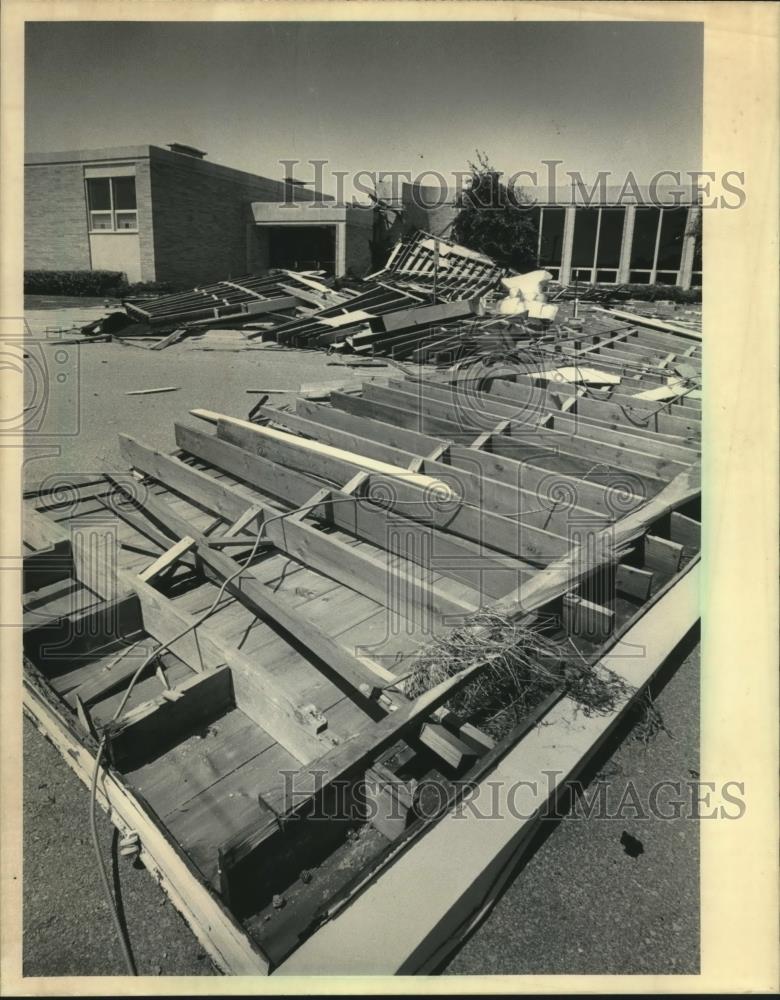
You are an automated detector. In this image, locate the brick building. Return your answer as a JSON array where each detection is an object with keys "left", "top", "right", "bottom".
[{"left": 24, "top": 143, "right": 373, "bottom": 285}]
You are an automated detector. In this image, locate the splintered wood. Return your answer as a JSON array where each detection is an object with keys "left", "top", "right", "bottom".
[{"left": 22, "top": 311, "right": 701, "bottom": 975}]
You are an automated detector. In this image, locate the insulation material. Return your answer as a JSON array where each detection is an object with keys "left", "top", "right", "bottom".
[
  {"left": 501, "top": 269, "right": 553, "bottom": 302},
  {"left": 537, "top": 366, "right": 621, "bottom": 385},
  {"left": 633, "top": 376, "right": 701, "bottom": 401},
  {"left": 496, "top": 297, "right": 528, "bottom": 317}
]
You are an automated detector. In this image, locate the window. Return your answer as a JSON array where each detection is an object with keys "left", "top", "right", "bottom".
[
  {"left": 537, "top": 206, "right": 565, "bottom": 280},
  {"left": 629, "top": 207, "right": 686, "bottom": 284},
  {"left": 691, "top": 222, "right": 702, "bottom": 287},
  {"left": 570, "top": 206, "right": 625, "bottom": 284},
  {"left": 86, "top": 176, "right": 137, "bottom": 231}
]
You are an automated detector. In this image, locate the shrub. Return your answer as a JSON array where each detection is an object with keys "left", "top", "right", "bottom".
[
  {"left": 24, "top": 270, "right": 127, "bottom": 297},
  {"left": 603, "top": 283, "right": 701, "bottom": 304},
  {"left": 554, "top": 282, "right": 701, "bottom": 305},
  {"left": 121, "top": 280, "right": 177, "bottom": 297}
]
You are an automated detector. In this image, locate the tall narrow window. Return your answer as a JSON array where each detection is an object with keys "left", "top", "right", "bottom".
[
  {"left": 595, "top": 208, "right": 624, "bottom": 283},
  {"left": 86, "top": 176, "right": 137, "bottom": 232},
  {"left": 571, "top": 207, "right": 599, "bottom": 283},
  {"left": 691, "top": 217, "right": 702, "bottom": 287},
  {"left": 628, "top": 207, "right": 688, "bottom": 284},
  {"left": 537, "top": 206, "right": 565, "bottom": 279},
  {"left": 655, "top": 207, "right": 687, "bottom": 284},
  {"left": 629, "top": 207, "right": 662, "bottom": 283},
  {"left": 569, "top": 207, "right": 625, "bottom": 284}
]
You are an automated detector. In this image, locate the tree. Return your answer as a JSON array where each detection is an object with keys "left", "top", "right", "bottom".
[{"left": 451, "top": 152, "right": 539, "bottom": 272}]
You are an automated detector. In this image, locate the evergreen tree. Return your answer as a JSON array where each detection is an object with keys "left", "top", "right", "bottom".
[{"left": 451, "top": 152, "right": 538, "bottom": 272}]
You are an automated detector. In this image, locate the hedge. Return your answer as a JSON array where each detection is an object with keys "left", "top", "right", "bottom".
[
  {"left": 24, "top": 270, "right": 178, "bottom": 298},
  {"left": 554, "top": 282, "right": 701, "bottom": 305}
]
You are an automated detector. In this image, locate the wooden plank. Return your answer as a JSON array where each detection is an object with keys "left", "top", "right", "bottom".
[
  {"left": 22, "top": 673, "right": 271, "bottom": 975},
  {"left": 363, "top": 382, "right": 686, "bottom": 484},
  {"left": 276, "top": 560, "right": 701, "bottom": 974},
  {"left": 119, "top": 435, "right": 480, "bottom": 622},
  {"left": 416, "top": 722, "right": 480, "bottom": 769},
  {"left": 256, "top": 405, "right": 607, "bottom": 535},
  {"left": 108, "top": 666, "right": 233, "bottom": 768},
  {"left": 392, "top": 377, "right": 700, "bottom": 456},
  {"left": 609, "top": 388, "right": 701, "bottom": 420},
  {"left": 469, "top": 420, "right": 510, "bottom": 450},
  {"left": 192, "top": 409, "right": 455, "bottom": 498},
  {"left": 615, "top": 563, "right": 654, "bottom": 601},
  {"left": 138, "top": 536, "right": 196, "bottom": 582},
  {"left": 670, "top": 511, "right": 701, "bottom": 549},
  {"left": 296, "top": 397, "right": 445, "bottom": 456},
  {"left": 107, "top": 474, "right": 400, "bottom": 700},
  {"left": 489, "top": 377, "right": 701, "bottom": 443},
  {"left": 562, "top": 593, "right": 614, "bottom": 643},
  {"left": 645, "top": 534, "right": 684, "bottom": 575},
  {"left": 176, "top": 423, "right": 533, "bottom": 600},
  {"left": 491, "top": 461, "right": 700, "bottom": 620},
  {"left": 377, "top": 298, "right": 477, "bottom": 333},
  {"left": 218, "top": 657, "right": 491, "bottom": 878},
  {"left": 23, "top": 504, "right": 71, "bottom": 551},
  {"left": 215, "top": 417, "right": 570, "bottom": 565},
  {"left": 328, "top": 391, "right": 648, "bottom": 516},
  {"left": 591, "top": 307, "right": 702, "bottom": 340}
]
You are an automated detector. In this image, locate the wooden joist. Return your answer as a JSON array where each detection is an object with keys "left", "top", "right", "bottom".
[
  {"left": 253, "top": 404, "right": 608, "bottom": 535},
  {"left": 106, "top": 473, "right": 401, "bottom": 701},
  {"left": 175, "top": 422, "right": 533, "bottom": 600},
  {"left": 191, "top": 409, "right": 456, "bottom": 499},
  {"left": 217, "top": 658, "right": 491, "bottom": 887},
  {"left": 108, "top": 666, "right": 234, "bottom": 768},
  {"left": 213, "top": 414, "right": 571, "bottom": 565},
  {"left": 119, "top": 435, "right": 481, "bottom": 623},
  {"left": 361, "top": 381, "right": 687, "bottom": 485},
  {"left": 307, "top": 394, "right": 643, "bottom": 519}
]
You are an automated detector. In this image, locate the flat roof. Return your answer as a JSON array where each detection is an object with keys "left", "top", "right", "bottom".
[{"left": 24, "top": 144, "right": 331, "bottom": 201}]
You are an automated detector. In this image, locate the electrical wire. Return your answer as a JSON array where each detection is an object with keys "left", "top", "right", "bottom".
[
  {"left": 87, "top": 487, "right": 452, "bottom": 972},
  {"left": 88, "top": 427, "right": 670, "bottom": 968}
]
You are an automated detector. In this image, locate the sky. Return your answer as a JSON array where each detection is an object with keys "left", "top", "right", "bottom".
[{"left": 25, "top": 20, "right": 702, "bottom": 199}]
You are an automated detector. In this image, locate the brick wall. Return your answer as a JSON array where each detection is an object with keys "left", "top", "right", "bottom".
[
  {"left": 134, "top": 160, "right": 156, "bottom": 281},
  {"left": 149, "top": 154, "right": 319, "bottom": 285},
  {"left": 345, "top": 205, "right": 374, "bottom": 277},
  {"left": 24, "top": 163, "right": 91, "bottom": 271}
]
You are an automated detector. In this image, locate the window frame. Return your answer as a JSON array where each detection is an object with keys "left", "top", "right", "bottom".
[
  {"left": 570, "top": 206, "right": 626, "bottom": 285},
  {"left": 85, "top": 176, "right": 138, "bottom": 233},
  {"left": 629, "top": 207, "right": 686, "bottom": 285}
]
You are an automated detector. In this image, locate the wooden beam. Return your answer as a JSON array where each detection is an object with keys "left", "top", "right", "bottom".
[
  {"left": 106, "top": 473, "right": 400, "bottom": 700},
  {"left": 119, "top": 435, "right": 480, "bottom": 622},
  {"left": 644, "top": 534, "right": 684, "bottom": 575},
  {"left": 255, "top": 404, "right": 607, "bottom": 535},
  {"left": 386, "top": 382, "right": 699, "bottom": 463},
  {"left": 108, "top": 666, "right": 233, "bottom": 768},
  {"left": 138, "top": 536, "right": 196, "bottom": 582},
  {"left": 562, "top": 593, "right": 614, "bottom": 643},
  {"left": 22, "top": 676, "right": 271, "bottom": 974},
  {"left": 24, "top": 504, "right": 71, "bottom": 552},
  {"left": 361, "top": 384, "right": 678, "bottom": 486},
  {"left": 488, "top": 377, "right": 701, "bottom": 443},
  {"left": 670, "top": 511, "right": 701, "bottom": 549},
  {"left": 215, "top": 416, "right": 570, "bottom": 565},
  {"left": 55, "top": 525, "right": 334, "bottom": 763},
  {"left": 615, "top": 564, "right": 654, "bottom": 601},
  {"left": 312, "top": 394, "right": 641, "bottom": 520},
  {"left": 592, "top": 307, "right": 702, "bottom": 341},
  {"left": 218, "top": 658, "right": 490, "bottom": 882},
  {"left": 175, "top": 423, "right": 534, "bottom": 600},
  {"left": 191, "top": 409, "right": 455, "bottom": 499}
]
